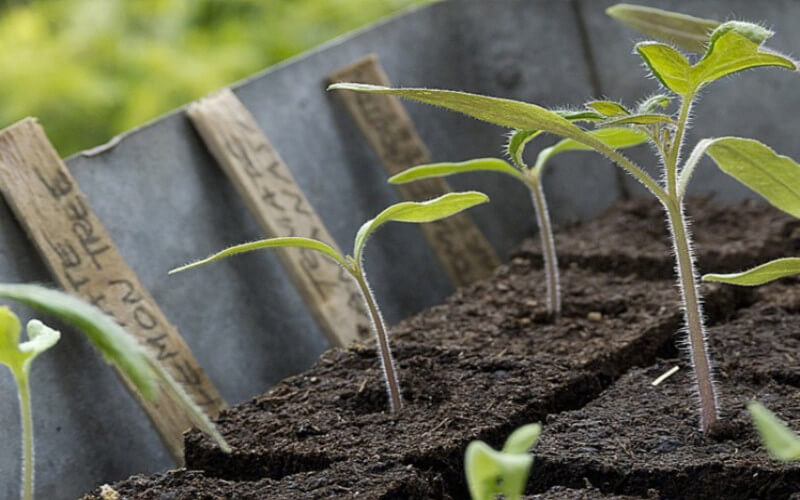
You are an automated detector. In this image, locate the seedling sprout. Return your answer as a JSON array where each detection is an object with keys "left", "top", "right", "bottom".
[
  {"left": 0, "top": 284, "right": 230, "bottom": 500},
  {"left": 748, "top": 402, "right": 800, "bottom": 462},
  {"left": 171, "top": 191, "right": 490, "bottom": 412},
  {"left": 464, "top": 423, "right": 541, "bottom": 500},
  {"left": 330, "top": 7, "right": 798, "bottom": 431},
  {"left": 387, "top": 126, "right": 647, "bottom": 317}
]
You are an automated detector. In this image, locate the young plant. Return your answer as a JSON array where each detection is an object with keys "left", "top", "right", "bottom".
[
  {"left": 171, "top": 191, "right": 489, "bottom": 412},
  {"left": 388, "top": 121, "right": 647, "bottom": 317},
  {"left": 464, "top": 423, "right": 541, "bottom": 500},
  {"left": 330, "top": 8, "right": 797, "bottom": 432},
  {"left": 0, "top": 307, "right": 60, "bottom": 500},
  {"left": 0, "top": 284, "right": 230, "bottom": 500},
  {"left": 748, "top": 402, "right": 800, "bottom": 462}
]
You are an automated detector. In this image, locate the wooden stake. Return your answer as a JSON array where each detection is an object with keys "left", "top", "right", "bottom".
[
  {"left": 187, "top": 90, "right": 370, "bottom": 347},
  {"left": 329, "top": 55, "right": 500, "bottom": 286},
  {"left": 0, "top": 118, "right": 227, "bottom": 463}
]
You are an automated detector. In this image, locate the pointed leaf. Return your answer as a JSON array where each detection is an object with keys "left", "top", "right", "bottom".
[
  {"left": 354, "top": 191, "right": 489, "bottom": 262},
  {"left": 0, "top": 284, "right": 230, "bottom": 452},
  {"left": 170, "top": 237, "right": 348, "bottom": 274},
  {"left": 465, "top": 440, "right": 534, "bottom": 500},
  {"left": 748, "top": 402, "right": 800, "bottom": 461},
  {"left": 554, "top": 110, "right": 605, "bottom": 122},
  {"left": 502, "top": 423, "right": 542, "bottom": 454},
  {"left": 586, "top": 100, "right": 630, "bottom": 117},
  {"left": 692, "top": 30, "right": 796, "bottom": 90},
  {"left": 507, "top": 130, "right": 542, "bottom": 168},
  {"left": 328, "top": 83, "right": 596, "bottom": 145},
  {"left": 388, "top": 158, "right": 526, "bottom": 185},
  {"left": 707, "top": 21, "right": 774, "bottom": 48},
  {"left": 606, "top": 3, "right": 719, "bottom": 53},
  {"left": 705, "top": 137, "right": 800, "bottom": 218},
  {"left": 638, "top": 94, "right": 672, "bottom": 113},
  {"left": 703, "top": 258, "right": 800, "bottom": 286},
  {"left": 636, "top": 42, "right": 693, "bottom": 95},
  {"left": 536, "top": 127, "right": 648, "bottom": 172},
  {"left": 599, "top": 113, "right": 675, "bottom": 127}
]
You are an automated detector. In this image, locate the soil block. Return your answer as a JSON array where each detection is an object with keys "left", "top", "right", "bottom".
[{"left": 83, "top": 199, "right": 800, "bottom": 499}]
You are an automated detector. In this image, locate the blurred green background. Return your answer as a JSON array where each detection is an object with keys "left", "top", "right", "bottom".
[{"left": 0, "top": 0, "right": 430, "bottom": 156}]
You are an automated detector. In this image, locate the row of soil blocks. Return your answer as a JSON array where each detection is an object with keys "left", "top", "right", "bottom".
[{"left": 84, "top": 199, "right": 800, "bottom": 499}]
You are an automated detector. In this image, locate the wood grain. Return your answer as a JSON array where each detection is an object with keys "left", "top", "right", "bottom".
[
  {"left": 329, "top": 55, "right": 500, "bottom": 286},
  {"left": 0, "top": 118, "right": 226, "bottom": 463},
  {"left": 188, "top": 90, "right": 370, "bottom": 347}
]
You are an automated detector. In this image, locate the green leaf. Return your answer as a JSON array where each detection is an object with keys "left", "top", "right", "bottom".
[
  {"left": 599, "top": 113, "right": 675, "bottom": 127},
  {"left": 586, "top": 100, "right": 630, "bottom": 117},
  {"left": 0, "top": 307, "right": 37, "bottom": 372},
  {"left": 388, "top": 158, "right": 526, "bottom": 185},
  {"left": 553, "top": 109, "right": 605, "bottom": 123},
  {"left": 707, "top": 21, "right": 774, "bottom": 48},
  {"left": 748, "top": 402, "right": 800, "bottom": 461},
  {"left": 705, "top": 137, "right": 800, "bottom": 218},
  {"left": 353, "top": 191, "right": 489, "bottom": 262},
  {"left": 702, "top": 258, "right": 800, "bottom": 286},
  {"left": 637, "top": 30, "right": 795, "bottom": 97},
  {"left": 328, "top": 83, "right": 593, "bottom": 145},
  {"left": 507, "top": 130, "right": 543, "bottom": 168},
  {"left": 636, "top": 42, "right": 693, "bottom": 95},
  {"left": 692, "top": 30, "right": 796, "bottom": 89},
  {"left": 0, "top": 284, "right": 231, "bottom": 452},
  {"left": 170, "top": 237, "right": 349, "bottom": 274},
  {"left": 329, "top": 83, "right": 665, "bottom": 201},
  {"left": 606, "top": 3, "right": 719, "bottom": 53},
  {"left": 502, "top": 423, "right": 542, "bottom": 454},
  {"left": 20, "top": 321, "right": 60, "bottom": 362},
  {"left": 638, "top": 94, "right": 672, "bottom": 113},
  {"left": 536, "top": 127, "right": 648, "bottom": 173},
  {"left": 465, "top": 441, "right": 534, "bottom": 500}
]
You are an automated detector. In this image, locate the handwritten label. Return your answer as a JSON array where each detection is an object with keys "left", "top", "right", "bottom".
[
  {"left": 329, "top": 55, "right": 500, "bottom": 286},
  {"left": 187, "top": 89, "right": 369, "bottom": 346},
  {"left": 0, "top": 118, "right": 226, "bottom": 462}
]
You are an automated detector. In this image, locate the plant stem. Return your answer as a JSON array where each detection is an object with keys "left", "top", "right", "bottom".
[
  {"left": 528, "top": 176, "right": 560, "bottom": 317},
  {"left": 662, "top": 94, "right": 718, "bottom": 431},
  {"left": 14, "top": 371, "right": 33, "bottom": 500},
  {"left": 665, "top": 199, "right": 718, "bottom": 431},
  {"left": 354, "top": 270, "right": 403, "bottom": 412}
]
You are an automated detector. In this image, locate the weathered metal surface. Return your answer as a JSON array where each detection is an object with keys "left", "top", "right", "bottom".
[{"left": 0, "top": 1, "right": 791, "bottom": 497}]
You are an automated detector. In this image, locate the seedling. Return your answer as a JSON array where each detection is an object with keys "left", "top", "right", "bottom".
[
  {"left": 0, "top": 284, "right": 230, "bottom": 500},
  {"left": 0, "top": 308, "right": 59, "bottom": 500},
  {"left": 330, "top": 7, "right": 797, "bottom": 432},
  {"left": 387, "top": 119, "right": 647, "bottom": 317},
  {"left": 464, "top": 423, "right": 541, "bottom": 500},
  {"left": 748, "top": 402, "right": 800, "bottom": 462},
  {"left": 171, "top": 191, "right": 489, "bottom": 412}
]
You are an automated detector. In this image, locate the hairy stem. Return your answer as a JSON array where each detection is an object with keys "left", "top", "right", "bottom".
[
  {"left": 14, "top": 371, "right": 33, "bottom": 500},
  {"left": 528, "top": 176, "right": 560, "bottom": 317},
  {"left": 668, "top": 98, "right": 693, "bottom": 196},
  {"left": 665, "top": 200, "right": 718, "bottom": 431},
  {"left": 354, "top": 271, "right": 403, "bottom": 412}
]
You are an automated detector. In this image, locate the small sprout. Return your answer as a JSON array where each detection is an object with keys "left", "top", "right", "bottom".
[
  {"left": 464, "top": 423, "right": 541, "bottom": 500},
  {"left": 380, "top": 121, "right": 645, "bottom": 318},
  {"left": 331, "top": 6, "right": 798, "bottom": 433},
  {"left": 0, "top": 307, "right": 59, "bottom": 500},
  {"left": 748, "top": 402, "right": 800, "bottom": 461},
  {"left": 0, "top": 284, "right": 229, "bottom": 454},
  {"left": 171, "top": 192, "right": 490, "bottom": 412}
]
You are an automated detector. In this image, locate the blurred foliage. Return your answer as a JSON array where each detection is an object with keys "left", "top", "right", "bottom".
[{"left": 0, "top": 0, "right": 430, "bottom": 155}]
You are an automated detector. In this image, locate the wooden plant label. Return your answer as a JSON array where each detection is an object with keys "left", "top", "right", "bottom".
[
  {"left": 0, "top": 118, "right": 226, "bottom": 462},
  {"left": 329, "top": 55, "right": 500, "bottom": 286},
  {"left": 187, "top": 89, "right": 369, "bottom": 347}
]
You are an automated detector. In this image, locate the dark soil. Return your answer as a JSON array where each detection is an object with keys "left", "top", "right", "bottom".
[{"left": 84, "top": 199, "right": 800, "bottom": 499}]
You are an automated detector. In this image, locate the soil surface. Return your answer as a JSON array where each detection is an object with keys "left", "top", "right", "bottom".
[{"left": 84, "top": 199, "right": 800, "bottom": 499}]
